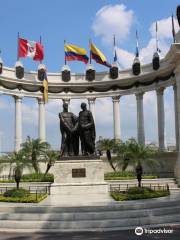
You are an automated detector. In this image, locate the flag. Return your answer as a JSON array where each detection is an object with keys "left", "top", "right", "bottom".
[
  {"left": 90, "top": 42, "right": 111, "bottom": 68},
  {"left": 135, "top": 30, "right": 139, "bottom": 57},
  {"left": 18, "top": 38, "right": 44, "bottom": 61},
  {"left": 156, "top": 22, "right": 161, "bottom": 53},
  {"left": 172, "top": 14, "right": 176, "bottom": 43},
  {"left": 42, "top": 71, "right": 48, "bottom": 103},
  {"left": 64, "top": 43, "right": 89, "bottom": 64}
]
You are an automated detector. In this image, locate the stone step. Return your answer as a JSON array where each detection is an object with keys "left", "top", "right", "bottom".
[
  {"left": 0, "top": 198, "right": 179, "bottom": 213},
  {"left": 0, "top": 205, "right": 180, "bottom": 221},
  {"left": 0, "top": 213, "right": 179, "bottom": 231}
]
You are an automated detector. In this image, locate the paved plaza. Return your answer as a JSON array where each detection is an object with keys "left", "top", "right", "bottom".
[{"left": 0, "top": 227, "right": 180, "bottom": 240}]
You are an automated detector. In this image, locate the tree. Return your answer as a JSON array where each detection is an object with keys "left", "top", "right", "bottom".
[
  {"left": 21, "top": 136, "right": 50, "bottom": 173},
  {"left": 44, "top": 150, "right": 59, "bottom": 175},
  {"left": 96, "top": 138, "right": 121, "bottom": 171},
  {"left": 1, "top": 150, "right": 32, "bottom": 189},
  {"left": 116, "top": 138, "right": 158, "bottom": 187}
]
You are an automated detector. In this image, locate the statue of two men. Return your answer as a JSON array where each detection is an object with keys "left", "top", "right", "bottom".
[{"left": 59, "top": 102, "right": 96, "bottom": 157}]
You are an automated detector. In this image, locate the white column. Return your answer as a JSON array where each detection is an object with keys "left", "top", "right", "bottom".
[
  {"left": 14, "top": 96, "right": 22, "bottom": 152},
  {"left": 112, "top": 96, "right": 121, "bottom": 140},
  {"left": 88, "top": 98, "right": 96, "bottom": 122},
  {"left": 174, "top": 64, "right": 180, "bottom": 184},
  {"left": 136, "top": 92, "right": 145, "bottom": 145},
  {"left": 156, "top": 87, "right": 165, "bottom": 151},
  {"left": 173, "top": 85, "right": 179, "bottom": 151},
  {"left": 38, "top": 98, "right": 46, "bottom": 142}
]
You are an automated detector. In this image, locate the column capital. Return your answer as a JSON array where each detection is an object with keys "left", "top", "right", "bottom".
[
  {"left": 62, "top": 98, "right": 70, "bottom": 105},
  {"left": 14, "top": 95, "right": 23, "bottom": 101},
  {"left": 112, "top": 95, "right": 121, "bottom": 102},
  {"left": 87, "top": 97, "right": 96, "bottom": 103},
  {"left": 156, "top": 87, "right": 165, "bottom": 96},
  {"left": 37, "top": 97, "right": 44, "bottom": 104},
  {"left": 135, "top": 92, "right": 144, "bottom": 100}
]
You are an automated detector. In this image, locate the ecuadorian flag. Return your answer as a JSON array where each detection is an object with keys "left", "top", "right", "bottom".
[
  {"left": 90, "top": 42, "right": 111, "bottom": 68},
  {"left": 65, "top": 44, "right": 89, "bottom": 64}
]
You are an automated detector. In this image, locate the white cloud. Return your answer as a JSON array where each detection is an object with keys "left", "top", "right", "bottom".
[
  {"left": 92, "top": 6, "right": 179, "bottom": 68},
  {"left": 116, "top": 16, "right": 179, "bottom": 68},
  {"left": 149, "top": 17, "right": 179, "bottom": 40},
  {"left": 92, "top": 4, "right": 134, "bottom": 45},
  {"left": 116, "top": 48, "right": 134, "bottom": 69}
]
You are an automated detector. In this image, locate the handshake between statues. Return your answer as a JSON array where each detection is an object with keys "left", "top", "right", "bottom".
[{"left": 59, "top": 102, "right": 96, "bottom": 157}]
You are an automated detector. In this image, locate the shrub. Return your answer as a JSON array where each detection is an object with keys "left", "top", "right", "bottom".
[
  {"left": 0, "top": 193, "right": 48, "bottom": 203},
  {"left": 22, "top": 173, "right": 54, "bottom": 182},
  {"left": 104, "top": 171, "right": 158, "bottom": 180},
  {"left": 127, "top": 187, "right": 153, "bottom": 194},
  {"left": 3, "top": 188, "right": 30, "bottom": 198},
  {"left": 111, "top": 187, "right": 169, "bottom": 201}
]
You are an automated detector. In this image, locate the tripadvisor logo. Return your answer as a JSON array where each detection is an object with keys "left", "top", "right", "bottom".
[
  {"left": 135, "top": 227, "right": 143, "bottom": 235},
  {"left": 135, "top": 226, "right": 174, "bottom": 235}
]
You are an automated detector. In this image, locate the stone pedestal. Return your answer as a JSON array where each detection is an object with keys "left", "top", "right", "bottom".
[{"left": 50, "top": 159, "right": 108, "bottom": 196}]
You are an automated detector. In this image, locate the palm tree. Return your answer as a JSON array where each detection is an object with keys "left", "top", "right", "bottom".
[
  {"left": 21, "top": 136, "right": 50, "bottom": 173},
  {"left": 1, "top": 150, "right": 32, "bottom": 189},
  {"left": 96, "top": 138, "right": 121, "bottom": 171},
  {"left": 44, "top": 150, "right": 59, "bottom": 175},
  {"left": 116, "top": 138, "right": 158, "bottom": 187}
]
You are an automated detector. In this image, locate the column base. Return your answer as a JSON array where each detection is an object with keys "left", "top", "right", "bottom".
[{"left": 174, "top": 153, "right": 180, "bottom": 186}]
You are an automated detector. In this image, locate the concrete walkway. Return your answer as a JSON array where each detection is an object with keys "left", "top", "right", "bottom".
[
  {"left": 0, "top": 227, "right": 180, "bottom": 240},
  {"left": 0, "top": 192, "right": 179, "bottom": 207}
]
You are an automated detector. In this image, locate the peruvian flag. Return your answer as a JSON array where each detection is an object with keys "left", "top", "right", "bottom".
[{"left": 18, "top": 38, "right": 44, "bottom": 61}]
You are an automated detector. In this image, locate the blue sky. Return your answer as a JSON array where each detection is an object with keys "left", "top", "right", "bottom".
[{"left": 0, "top": 0, "right": 179, "bottom": 151}]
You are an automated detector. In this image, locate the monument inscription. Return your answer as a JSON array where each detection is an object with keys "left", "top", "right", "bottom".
[{"left": 72, "top": 168, "right": 86, "bottom": 178}]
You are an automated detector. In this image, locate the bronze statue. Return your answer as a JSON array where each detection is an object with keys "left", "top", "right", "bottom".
[
  {"left": 78, "top": 102, "right": 96, "bottom": 155},
  {"left": 59, "top": 103, "right": 79, "bottom": 156}
]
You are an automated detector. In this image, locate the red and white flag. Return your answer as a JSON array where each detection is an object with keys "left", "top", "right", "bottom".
[{"left": 18, "top": 38, "right": 44, "bottom": 61}]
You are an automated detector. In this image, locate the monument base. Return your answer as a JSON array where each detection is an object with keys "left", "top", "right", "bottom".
[
  {"left": 51, "top": 159, "right": 105, "bottom": 184},
  {"left": 50, "top": 182, "right": 108, "bottom": 195},
  {"left": 50, "top": 159, "right": 109, "bottom": 197}
]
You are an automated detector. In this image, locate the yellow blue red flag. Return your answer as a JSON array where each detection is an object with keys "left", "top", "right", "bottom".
[
  {"left": 90, "top": 42, "right": 111, "bottom": 68},
  {"left": 64, "top": 43, "right": 89, "bottom": 64}
]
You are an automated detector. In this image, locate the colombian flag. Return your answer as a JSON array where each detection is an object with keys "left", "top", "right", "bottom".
[
  {"left": 64, "top": 44, "right": 89, "bottom": 64},
  {"left": 90, "top": 42, "right": 111, "bottom": 68}
]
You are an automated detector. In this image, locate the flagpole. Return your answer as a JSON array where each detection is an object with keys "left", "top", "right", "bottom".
[
  {"left": 64, "top": 40, "right": 67, "bottom": 65},
  {"left": 40, "top": 36, "right": 42, "bottom": 64},
  {"left": 17, "top": 32, "right": 20, "bottom": 61},
  {"left": 172, "top": 14, "right": 176, "bottom": 43},
  {"left": 136, "top": 30, "right": 139, "bottom": 57},
  {"left": 89, "top": 39, "right": 92, "bottom": 64},
  {"left": 156, "top": 22, "right": 158, "bottom": 51},
  {"left": 113, "top": 34, "right": 116, "bottom": 62}
]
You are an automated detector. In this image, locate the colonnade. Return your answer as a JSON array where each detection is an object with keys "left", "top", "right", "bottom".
[
  {"left": 14, "top": 97, "right": 46, "bottom": 151},
  {"left": 13, "top": 85, "right": 178, "bottom": 152}
]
